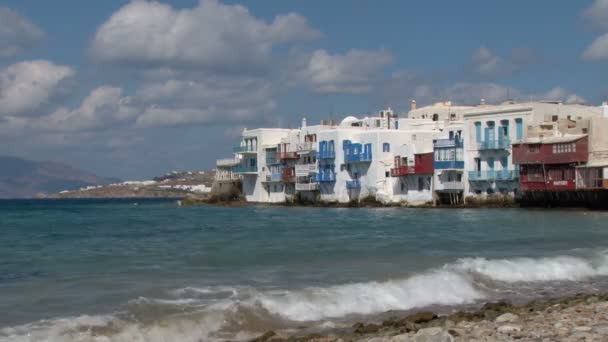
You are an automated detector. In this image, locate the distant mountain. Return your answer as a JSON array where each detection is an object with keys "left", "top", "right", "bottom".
[{"left": 0, "top": 156, "right": 120, "bottom": 198}]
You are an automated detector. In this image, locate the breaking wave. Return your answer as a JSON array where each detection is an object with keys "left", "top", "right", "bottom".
[{"left": 3, "top": 251, "right": 608, "bottom": 341}]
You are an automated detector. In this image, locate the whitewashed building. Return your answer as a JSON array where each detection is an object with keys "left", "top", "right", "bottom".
[{"left": 462, "top": 101, "right": 603, "bottom": 199}]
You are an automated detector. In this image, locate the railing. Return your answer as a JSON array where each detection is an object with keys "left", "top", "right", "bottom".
[
  {"left": 434, "top": 139, "right": 464, "bottom": 148},
  {"left": 437, "top": 181, "right": 464, "bottom": 191},
  {"left": 391, "top": 166, "right": 414, "bottom": 177},
  {"left": 468, "top": 170, "right": 519, "bottom": 181},
  {"left": 266, "top": 157, "right": 280, "bottom": 165},
  {"left": 297, "top": 142, "right": 317, "bottom": 152},
  {"left": 346, "top": 180, "right": 361, "bottom": 189},
  {"left": 216, "top": 158, "right": 240, "bottom": 167},
  {"left": 295, "top": 182, "right": 320, "bottom": 191},
  {"left": 215, "top": 173, "right": 241, "bottom": 181},
  {"left": 316, "top": 172, "right": 336, "bottom": 182},
  {"left": 282, "top": 167, "right": 296, "bottom": 183},
  {"left": 276, "top": 152, "right": 299, "bottom": 160},
  {"left": 344, "top": 153, "right": 372, "bottom": 163},
  {"left": 265, "top": 173, "right": 282, "bottom": 182},
  {"left": 233, "top": 146, "right": 257, "bottom": 153},
  {"left": 477, "top": 139, "right": 511, "bottom": 150},
  {"left": 233, "top": 166, "right": 258, "bottom": 174},
  {"left": 316, "top": 150, "right": 336, "bottom": 159},
  {"left": 295, "top": 164, "right": 317, "bottom": 176},
  {"left": 434, "top": 160, "right": 464, "bottom": 170}
]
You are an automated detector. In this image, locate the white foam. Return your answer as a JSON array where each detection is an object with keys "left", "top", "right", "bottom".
[
  {"left": 255, "top": 270, "right": 483, "bottom": 321},
  {"left": 450, "top": 253, "right": 608, "bottom": 282}
]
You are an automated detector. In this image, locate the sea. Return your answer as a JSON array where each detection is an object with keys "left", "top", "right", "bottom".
[{"left": 1, "top": 199, "right": 608, "bottom": 341}]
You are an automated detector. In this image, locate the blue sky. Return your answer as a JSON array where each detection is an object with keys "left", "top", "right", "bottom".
[{"left": 1, "top": 0, "right": 607, "bottom": 179}]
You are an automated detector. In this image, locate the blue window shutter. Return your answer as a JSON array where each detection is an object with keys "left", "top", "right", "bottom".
[
  {"left": 475, "top": 122, "right": 482, "bottom": 142},
  {"left": 516, "top": 119, "right": 523, "bottom": 140}
]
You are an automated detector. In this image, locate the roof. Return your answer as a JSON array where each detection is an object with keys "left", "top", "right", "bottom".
[{"left": 515, "top": 134, "right": 587, "bottom": 145}]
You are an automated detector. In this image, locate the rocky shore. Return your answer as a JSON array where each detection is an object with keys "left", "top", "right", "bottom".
[{"left": 250, "top": 293, "right": 608, "bottom": 342}]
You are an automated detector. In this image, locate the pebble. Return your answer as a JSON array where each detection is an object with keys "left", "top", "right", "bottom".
[
  {"left": 495, "top": 313, "right": 519, "bottom": 323},
  {"left": 496, "top": 324, "right": 523, "bottom": 333},
  {"left": 573, "top": 326, "right": 592, "bottom": 332}
]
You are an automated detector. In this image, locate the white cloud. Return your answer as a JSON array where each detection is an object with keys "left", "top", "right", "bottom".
[
  {"left": 583, "top": 33, "right": 608, "bottom": 60},
  {"left": 470, "top": 46, "right": 537, "bottom": 76},
  {"left": 471, "top": 46, "right": 504, "bottom": 75},
  {"left": 133, "top": 76, "right": 277, "bottom": 127},
  {"left": 32, "top": 86, "right": 138, "bottom": 131},
  {"left": 0, "top": 6, "right": 44, "bottom": 57},
  {"left": 0, "top": 60, "right": 74, "bottom": 117},
  {"left": 582, "top": 0, "right": 608, "bottom": 30},
  {"left": 90, "top": 0, "right": 320, "bottom": 73},
  {"left": 293, "top": 49, "right": 394, "bottom": 94}
]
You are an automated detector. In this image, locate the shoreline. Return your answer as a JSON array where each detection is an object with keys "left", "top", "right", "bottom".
[{"left": 250, "top": 292, "right": 608, "bottom": 341}]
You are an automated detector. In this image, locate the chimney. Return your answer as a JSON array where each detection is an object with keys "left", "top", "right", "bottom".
[
  {"left": 602, "top": 101, "right": 608, "bottom": 118},
  {"left": 410, "top": 100, "right": 417, "bottom": 111},
  {"left": 480, "top": 98, "right": 486, "bottom": 106},
  {"left": 301, "top": 117, "right": 307, "bottom": 128}
]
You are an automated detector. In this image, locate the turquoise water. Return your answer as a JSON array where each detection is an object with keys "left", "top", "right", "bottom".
[{"left": 1, "top": 199, "right": 608, "bottom": 341}]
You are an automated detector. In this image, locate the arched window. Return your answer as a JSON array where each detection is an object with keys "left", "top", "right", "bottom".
[
  {"left": 432, "top": 113, "right": 439, "bottom": 121},
  {"left": 382, "top": 143, "right": 390, "bottom": 152}
]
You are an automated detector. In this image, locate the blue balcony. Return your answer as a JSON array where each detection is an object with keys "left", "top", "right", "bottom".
[
  {"left": 265, "top": 173, "right": 282, "bottom": 182},
  {"left": 468, "top": 170, "right": 519, "bottom": 181},
  {"left": 316, "top": 150, "right": 336, "bottom": 159},
  {"left": 266, "top": 157, "right": 280, "bottom": 165},
  {"left": 477, "top": 139, "right": 511, "bottom": 150},
  {"left": 434, "top": 160, "right": 465, "bottom": 170},
  {"left": 344, "top": 153, "right": 373, "bottom": 163},
  {"left": 316, "top": 172, "right": 336, "bottom": 182},
  {"left": 233, "top": 166, "right": 258, "bottom": 174},
  {"left": 434, "top": 138, "right": 464, "bottom": 148},
  {"left": 346, "top": 180, "right": 361, "bottom": 189},
  {"left": 233, "top": 146, "right": 257, "bottom": 154}
]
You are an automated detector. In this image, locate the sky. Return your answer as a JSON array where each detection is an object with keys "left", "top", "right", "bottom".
[{"left": 0, "top": 0, "right": 607, "bottom": 179}]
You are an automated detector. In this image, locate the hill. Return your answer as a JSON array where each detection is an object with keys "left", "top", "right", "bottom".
[{"left": 0, "top": 156, "right": 120, "bottom": 198}]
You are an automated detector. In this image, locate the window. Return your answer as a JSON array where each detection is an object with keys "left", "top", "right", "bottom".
[
  {"left": 432, "top": 113, "right": 439, "bottom": 121},
  {"left": 418, "top": 177, "right": 424, "bottom": 191},
  {"left": 552, "top": 143, "right": 576, "bottom": 154},
  {"left": 515, "top": 119, "right": 523, "bottom": 140},
  {"left": 475, "top": 122, "right": 482, "bottom": 143},
  {"left": 382, "top": 143, "right": 390, "bottom": 152},
  {"left": 528, "top": 144, "right": 540, "bottom": 153},
  {"left": 552, "top": 115, "right": 558, "bottom": 122},
  {"left": 401, "top": 182, "right": 405, "bottom": 191},
  {"left": 385, "top": 171, "right": 390, "bottom": 178}
]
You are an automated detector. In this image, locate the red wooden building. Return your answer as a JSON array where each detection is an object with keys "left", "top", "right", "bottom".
[{"left": 512, "top": 135, "right": 588, "bottom": 191}]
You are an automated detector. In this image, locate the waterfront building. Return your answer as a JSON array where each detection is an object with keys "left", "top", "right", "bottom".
[
  {"left": 512, "top": 102, "right": 608, "bottom": 205},
  {"left": 462, "top": 101, "right": 602, "bottom": 200}
]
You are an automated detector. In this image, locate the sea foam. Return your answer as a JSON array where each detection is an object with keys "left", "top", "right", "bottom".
[{"left": 3, "top": 251, "right": 608, "bottom": 341}]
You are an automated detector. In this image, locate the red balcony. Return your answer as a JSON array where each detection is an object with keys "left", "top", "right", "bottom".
[
  {"left": 519, "top": 165, "right": 577, "bottom": 191},
  {"left": 276, "top": 152, "right": 299, "bottom": 160},
  {"left": 391, "top": 153, "right": 434, "bottom": 177},
  {"left": 282, "top": 167, "right": 296, "bottom": 183}
]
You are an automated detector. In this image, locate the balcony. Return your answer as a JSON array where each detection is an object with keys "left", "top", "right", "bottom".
[
  {"left": 233, "top": 166, "right": 258, "bottom": 174},
  {"left": 264, "top": 173, "right": 282, "bottom": 182},
  {"left": 316, "top": 150, "right": 336, "bottom": 159},
  {"left": 295, "top": 164, "right": 318, "bottom": 176},
  {"left": 216, "top": 158, "right": 240, "bottom": 167},
  {"left": 434, "top": 160, "right": 465, "bottom": 170},
  {"left": 434, "top": 138, "right": 464, "bottom": 148},
  {"left": 233, "top": 146, "right": 257, "bottom": 154},
  {"left": 282, "top": 167, "right": 296, "bottom": 183},
  {"left": 344, "top": 153, "right": 372, "bottom": 163},
  {"left": 346, "top": 180, "right": 361, "bottom": 189},
  {"left": 468, "top": 170, "right": 519, "bottom": 181},
  {"left": 295, "top": 182, "right": 320, "bottom": 191},
  {"left": 316, "top": 172, "right": 336, "bottom": 182},
  {"left": 391, "top": 166, "right": 414, "bottom": 177},
  {"left": 436, "top": 181, "right": 464, "bottom": 191},
  {"left": 477, "top": 139, "right": 511, "bottom": 151},
  {"left": 297, "top": 142, "right": 317, "bottom": 153},
  {"left": 266, "top": 157, "right": 280, "bottom": 165},
  {"left": 276, "top": 152, "right": 299, "bottom": 160}
]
